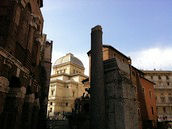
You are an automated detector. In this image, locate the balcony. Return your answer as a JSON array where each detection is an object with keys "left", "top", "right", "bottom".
[
  {"left": 156, "top": 102, "right": 172, "bottom": 106},
  {"left": 154, "top": 85, "right": 172, "bottom": 89}
]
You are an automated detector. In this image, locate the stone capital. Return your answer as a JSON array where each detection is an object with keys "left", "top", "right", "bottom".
[
  {"left": 0, "top": 76, "right": 9, "bottom": 93},
  {"left": 7, "top": 86, "right": 26, "bottom": 98},
  {"left": 91, "top": 25, "right": 102, "bottom": 32}
]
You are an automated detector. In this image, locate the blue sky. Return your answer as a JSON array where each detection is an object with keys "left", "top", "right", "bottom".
[{"left": 41, "top": 0, "right": 172, "bottom": 75}]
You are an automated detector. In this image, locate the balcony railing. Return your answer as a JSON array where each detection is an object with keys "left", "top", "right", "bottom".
[
  {"left": 154, "top": 85, "right": 172, "bottom": 89},
  {"left": 156, "top": 102, "right": 172, "bottom": 106}
]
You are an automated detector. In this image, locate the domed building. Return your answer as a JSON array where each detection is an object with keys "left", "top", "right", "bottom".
[{"left": 47, "top": 53, "right": 88, "bottom": 119}]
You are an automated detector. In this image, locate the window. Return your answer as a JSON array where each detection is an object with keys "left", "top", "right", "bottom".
[
  {"left": 151, "top": 76, "right": 153, "bottom": 79},
  {"left": 50, "top": 102, "right": 53, "bottom": 105},
  {"left": 167, "top": 82, "right": 170, "bottom": 86},
  {"left": 149, "top": 91, "right": 152, "bottom": 98},
  {"left": 51, "top": 90, "right": 55, "bottom": 96},
  {"left": 160, "top": 97, "right": 165, "bottom": 103},
  {"left": 50, "top": 108, "right": 52, "bottom": 112},
  {"left": 66, "top": 103, "right": 68, "bottom": 106},
  {"left": 166, "top": 76, "right": 169, "bottom": 80},
  {"left": 169, "top": 97, "right": 172, "bottom": 103},
  {"left": 163, "top": 107, "right": 166, "bottom": 113},
  {"left": 73, "top": 91, "right": 75, "bottom": 97},
  {"left": 142, "top": 88, "right": 145, "bottom": 93},
  {"left": 158, "top": 75, "right": 161, "bottom": 80},
  {"left": 151, "top": 107, "right": 154, "bottom": 115}
]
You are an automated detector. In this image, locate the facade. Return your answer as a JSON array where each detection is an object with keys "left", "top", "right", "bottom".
[
  {"left": 69, "top": 26, "right": 157, "bottom": 129},
  {"left": 102, "top": 45, "right": 157, "bottom": 129},
  {"left": 48, "top": 53, "right": 88, "bottom": 119},
  {"left": 0, "top": 1, "right": 53, "bottom": 129},
  {"left": 87, "top": 38, "right": 157, "bottom": 129},
  {"left": 131, "top": 67, "right": 157, "bottom": 128},
  {"left": 143, "top": 70, "right": 172, "bottom": 122},
  {"left": 139, "top": 76, "right": 157, "bottom": 127},
  {"left": 88, "top": 25, "right": 139, "bottom": 129}
]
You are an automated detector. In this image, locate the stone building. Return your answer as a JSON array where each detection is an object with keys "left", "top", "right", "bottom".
[
  {"left": 88, "top": 25, "right": 139, "bottom": 129},
  {"left": 0, "top": 0, "right": 53, "bottom": 129},
  {"left": 139, "top": 76, "right": 157, "bottom": 127},
  {"left": 48, "top": 53, "right": 88, "bottom": 119},
  {"left": 131, "top": 67, "right": 157, "bottom": 128},
  {"left": 86, "top": 26, "right": 157, "bottom": 129},
  {"left": 143, "top": 70, "right": 172, "bottom": 122}
]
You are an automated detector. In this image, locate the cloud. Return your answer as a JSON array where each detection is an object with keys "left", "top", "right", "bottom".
[
  {"left": 128, "top": 47, "right": 172, "bottom": 70},
  {"left": 51, "top": 46, "right": 172, "bottom": 76},
  {"left": 51, "top": 50, "right": 89, "bottom": 76}
]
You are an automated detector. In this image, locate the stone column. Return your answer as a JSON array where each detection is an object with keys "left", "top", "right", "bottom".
[{"left": 90, "top": 25, "right": 105, "bottom": 129}]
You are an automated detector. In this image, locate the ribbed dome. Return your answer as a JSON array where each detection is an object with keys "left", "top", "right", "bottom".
[{"left": 54, "top": 53, "right": 84, "bottom": 68}]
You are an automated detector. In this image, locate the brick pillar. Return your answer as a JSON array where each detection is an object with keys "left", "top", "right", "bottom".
[
  {"left": 1, "top": 87, "right": 26, "bottom": 129},
  {"left": 90, "top": 25, "right": 105, "bottom": 129}
]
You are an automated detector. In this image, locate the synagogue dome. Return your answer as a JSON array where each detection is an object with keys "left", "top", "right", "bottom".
[{"left": 54, "top": 53, "right": 84, "bottom": 68}]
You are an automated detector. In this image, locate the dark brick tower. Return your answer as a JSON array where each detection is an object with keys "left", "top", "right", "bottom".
[{"left": 90, "top": 25, "right": 106, "bottom": 129}]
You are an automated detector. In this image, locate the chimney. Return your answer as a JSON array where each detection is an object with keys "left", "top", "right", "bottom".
[{"left": 90, "top": 25, "right": 106, "bottom": 129}]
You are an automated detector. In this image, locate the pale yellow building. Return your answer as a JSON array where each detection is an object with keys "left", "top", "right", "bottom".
[
  {"left": 47, "top": 53, "right": 88, "bottom": 119},
  {"left": 143, "top": 70, "right": 172, "bottom": 122}
]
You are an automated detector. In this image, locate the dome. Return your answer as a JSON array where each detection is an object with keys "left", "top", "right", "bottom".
[{"left": 54, "top": 53, "right": 84, "bottom": 68}]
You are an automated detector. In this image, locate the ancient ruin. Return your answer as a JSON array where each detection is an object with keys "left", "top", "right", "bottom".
[{"left": 0, "top": 1, "right": 52, "bottom": 129}]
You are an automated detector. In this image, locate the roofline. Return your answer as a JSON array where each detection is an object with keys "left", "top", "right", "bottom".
[
  {"left": 103, "top": 44, "right": 131, "bottom": 60},
  {"left": 131, "top": 66, "right": 144, "bottom": 75},
  {"left": 50, "top": 79, "right": 78, "bottom": 84},
  {"left": 53, "top": 62, "right": 85, "bottom": 70},
  {"left": 87, "top": 44, "right": 131, "bottom": 61},
  {"left": 142, "top": 70, "right": 172, "bottom": 74},
  {"left": 51, "top": 73, "right": 88, "bottom": 78},
  {"left": 140, "top": 76, "right": 156, "bottom": 85}
]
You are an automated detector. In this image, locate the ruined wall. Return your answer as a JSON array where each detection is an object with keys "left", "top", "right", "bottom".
[
  {"left": 104, "top": 58, "right": 139, "bottom": 129},
  {"left": 0, "top": 0, "right": 53, "bottom": 129}
]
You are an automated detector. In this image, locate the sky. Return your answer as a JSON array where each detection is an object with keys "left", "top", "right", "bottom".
[{"left": 41, "top": 0, "right": 172, "bottom": 75}]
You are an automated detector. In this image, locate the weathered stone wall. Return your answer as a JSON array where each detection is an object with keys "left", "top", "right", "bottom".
[
  {"left": 0, "top": 1, "right": 53, "bottom": 129},
  {"left": 104, "top": 58, "right": 139, "bottom": 129}
]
